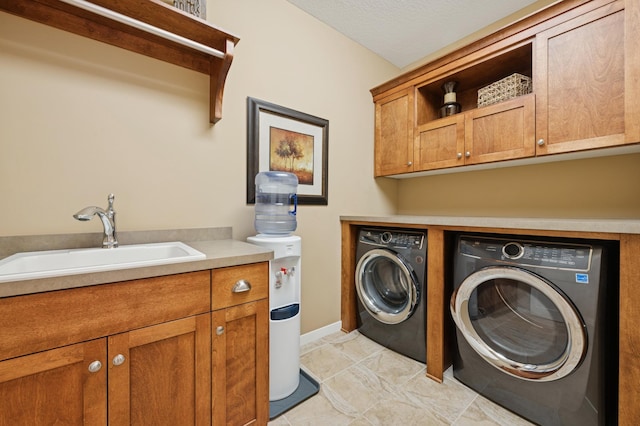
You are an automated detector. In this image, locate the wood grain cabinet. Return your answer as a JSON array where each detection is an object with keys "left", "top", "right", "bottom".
[
  {"left": 0, "top": 264, "right": 271, "bottom": 426},
  {"left": 0, "top": 314, "right": 212, "bottom": 426},
  {"left": 374, "top": 88, "right": 415, "bottom": 176},
  {"left": 0, "top": 339, "right": 108, "bottom": 425},
  {"left": 372, "top": 0, "right": 640, "bottom": 177},
  {"left": 534, "top": 0, "right": 640, "bottom": 154},
  {"left": 414, "top": 94, "right": 535, "bottom": 171},
  {"left": 108, "top": 314, "right": 211, "bottom": 425},
  {"left": 211, "top": 263, "right": 269, "bottom": 426}
]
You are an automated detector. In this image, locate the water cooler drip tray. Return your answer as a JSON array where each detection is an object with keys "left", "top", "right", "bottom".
[{"left": 269, "top": 370, "right": 320, "bottom": 420}]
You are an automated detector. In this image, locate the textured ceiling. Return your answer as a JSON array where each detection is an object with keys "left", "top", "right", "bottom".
[{"left": 286, "top": 0, "right": 543, "bottom": 68}]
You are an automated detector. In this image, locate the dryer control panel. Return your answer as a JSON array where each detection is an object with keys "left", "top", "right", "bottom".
[
  {"left": 459, "top": 236, "right": 592, "bottom": 271},
  {"left": 360, "top": 229, "right": 424, "bottom": 250}
]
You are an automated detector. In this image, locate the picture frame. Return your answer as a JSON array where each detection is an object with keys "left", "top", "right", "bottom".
[{"left": 247, "top": 97, "right": 329, "bottom": 205}]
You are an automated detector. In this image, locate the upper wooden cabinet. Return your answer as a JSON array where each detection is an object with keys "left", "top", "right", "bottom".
[
  {"left": 534, "top": 1, "right": 638, "bottom": 154},
  {"left": 414, "top": 94, "right": 535, "bottom": 171},
  {"left": 375, "top": 88, "right": 415, "bottom": 176},
  {"left": 0, "top": 0, "right": 240, "bottom": 123},
  {"left": 372, "top": 0, "right": 640, "bottom": 177}
]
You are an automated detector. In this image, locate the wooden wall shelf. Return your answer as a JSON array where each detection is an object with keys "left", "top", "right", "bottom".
[{"left": 0, "top": 0, "right": 240, "bottom": 123}]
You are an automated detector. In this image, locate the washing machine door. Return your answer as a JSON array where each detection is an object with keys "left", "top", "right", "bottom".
[
  {"left": 450, "top": 266, "right": 587, "bottom": 382},
  {"left": 355, "top": 248, "right": 419, "bottom": 325}
]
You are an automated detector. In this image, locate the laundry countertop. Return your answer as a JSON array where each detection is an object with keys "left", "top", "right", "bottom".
[
  {"left": 340, "top": 215, "right": 640, "bottom": 235},
  {"left": 0, "top": 227, "right": 273, "bottom": 298}
]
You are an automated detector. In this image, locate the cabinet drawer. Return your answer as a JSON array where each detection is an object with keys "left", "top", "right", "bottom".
[
  {"left": 0, "top": 271, "right": 210, "bottom": 361},
  {"left": 212, "top": 262, "right": 268, "bottom": 310}
]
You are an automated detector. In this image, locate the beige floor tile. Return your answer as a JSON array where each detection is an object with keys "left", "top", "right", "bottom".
[
  {"left": 363, "top": 397, "right": 449, "bottom": 426},
  {"left": 323, "top": 364, "right": 398, "bottom": 414},
  {"left": 359, "top": 349, "right": 425, "bottom": 387},
  {"left": 290, "top": 331, "right": 537, "bottom": 425},
  {"left": 300, "top": 344, "right": 356, "bottom": 381},
  {"left": 283, "top": 388, "right": 357, "bottom": 425},
  {"left": 300, "top": 338, "right": 327, "bottom": 356},
  {"left": 402, "top": 372, "right": 477, "bottom": 423},
  {"left": 328, "top": 331, "right": 386, "bottom": 362},
  {"left": 347, "top": 417, "right": 374, "bottom": 426},
  {"left": 453, "top": 395, "right": 535, "bottom": 426}
]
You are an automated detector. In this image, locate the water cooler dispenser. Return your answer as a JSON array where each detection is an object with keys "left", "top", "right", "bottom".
[{"left": 247, "top": 171, "right": 319, "bottom": 419}]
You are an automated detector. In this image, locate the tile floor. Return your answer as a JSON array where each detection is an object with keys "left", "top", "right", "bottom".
[{"left": 268, "top": 330, "right": 534, "bottom": 426}]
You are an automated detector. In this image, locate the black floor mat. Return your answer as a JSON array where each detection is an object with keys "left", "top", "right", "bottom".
[{"left": 269, "top": 369, "right": 320, "bottom": 420}]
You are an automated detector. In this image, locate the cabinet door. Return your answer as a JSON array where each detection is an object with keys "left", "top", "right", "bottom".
[
  {"left": 414, "top": 114, "right": 465, "bottom": 171},
  {"left": 535, "top": 1, "right": 639, "bottom": 154},
  {"left": 212, "top": 299, "right": 269, "bottom": 426},
  {"left": 374, "top": 88, "right": 415, "bottom": 176},
  {"left": 0, "top": 339, "right": 107, "bottom": 426},
  {"left": 465, "top": 94, "right": 535, "bottom": 165},
  {"left": 108, "top": 314, "right": 211, "bottom": 426}
]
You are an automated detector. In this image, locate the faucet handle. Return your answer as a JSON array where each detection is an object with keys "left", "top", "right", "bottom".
[{"left": 107, "top": 193, "right": 115, "bottom": 211}]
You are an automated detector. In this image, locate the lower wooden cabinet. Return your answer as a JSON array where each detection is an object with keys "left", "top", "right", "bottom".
[
  {"left": 109, "top": 314, "right": 211, "bottom": 425},
  {"left": 211, "top": 263, "right": 270, "bottom": 426},
  {"left": 0, "top": 314, "right": 212, "bottom": 426},
  {"left": 0, "top": 339, "right": 107, "bottom": 425},
  {"left": 0, "top": 264, "right": 270, "bottom": 426},
  {"left": 212, "top": 299, "right": 269, "bottom": 426}
]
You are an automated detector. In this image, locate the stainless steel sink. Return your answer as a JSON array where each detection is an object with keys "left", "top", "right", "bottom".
[{"left": 0, "top": 242, "right": 206, "bottom": 283}]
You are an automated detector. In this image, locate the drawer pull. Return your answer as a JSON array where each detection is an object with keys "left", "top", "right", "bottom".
[
  {"left": 112, "top": 354, "right": 126, "bottom": 366},
  {"left": 88, "top": 360, "right": 102, "bottom": 373},
  {"left": 232, "top": 279, "right": 252, "bottom": 293},
  {"left": 216, "top": 326, "right": 225, "bottom": 335}
]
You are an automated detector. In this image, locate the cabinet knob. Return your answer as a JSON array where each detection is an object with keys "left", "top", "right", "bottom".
[
  {"left": 407, "top": 161, "right": 413, "bottom": 166},
  {"left": 216, "top": 326, "right": 225, "bottom": 336},
  {"left": 232, "top": 279, "right": 252, "bottom": 293},
  {"left": 88, "top": 360, "right": 102, "bottom": 373},
  {"left": 112, "top": 354, "right": 126, "bottom": 366},
  {"left": 465, "top": 151, "right": 471, "bottom": 158},
  {"left": 457, "top": 152, "right": 462, "bottom": 159},
  {"left": 537, "top": 138, "right": 545, "bottom": 146}
]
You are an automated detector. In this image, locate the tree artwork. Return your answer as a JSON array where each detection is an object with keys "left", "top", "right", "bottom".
[{"left": 269, "top": 127, "right": 314, "bottom": 184}]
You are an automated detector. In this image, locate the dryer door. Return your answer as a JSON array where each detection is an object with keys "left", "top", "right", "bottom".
[
  {"left": 450, "top": 266, "right": 587, "bottom": 382},
  {"left": 355, "top": 248, "right": 419, "bottom": 325}
]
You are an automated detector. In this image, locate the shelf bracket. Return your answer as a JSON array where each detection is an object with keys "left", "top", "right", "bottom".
[{"left": 210, "top": 38, "right": 235, "bottom": 124}]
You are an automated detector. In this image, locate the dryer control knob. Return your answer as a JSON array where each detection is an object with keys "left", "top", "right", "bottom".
[
  {"left": 380, "top": 232, "right": 392, "bottom": 244},
  {"left": 503, "top": 242, "right": 524, "bottom": 259}
]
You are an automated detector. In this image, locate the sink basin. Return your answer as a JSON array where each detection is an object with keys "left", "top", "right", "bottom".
[{"left": 0, "top": 242, "right": 206, "bottom": 283}]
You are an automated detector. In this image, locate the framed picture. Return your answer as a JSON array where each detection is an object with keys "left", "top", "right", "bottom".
[{"left": 247, "top": 97, "right": 329, "bottom": 205}]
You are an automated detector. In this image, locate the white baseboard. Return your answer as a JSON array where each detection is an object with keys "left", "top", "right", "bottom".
[{"left": 300, "top": 321, "right": 343, "bottom": 346}]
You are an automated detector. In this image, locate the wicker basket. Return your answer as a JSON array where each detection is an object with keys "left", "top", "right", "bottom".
[{"left": 477, "top": 73, "right": 532, "bottom": 107}]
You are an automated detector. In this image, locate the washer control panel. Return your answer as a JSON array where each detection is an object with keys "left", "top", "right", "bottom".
[
  {"left": 360, "top": 228, "right": 424, "bottom": 250},
  {"left": 459, "top": 235, "right": 592, "bottom": 271}
]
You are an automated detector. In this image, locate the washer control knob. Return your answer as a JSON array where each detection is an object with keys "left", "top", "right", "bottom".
[
  {"left": 502, "top": 242, "right": 524, "bottom": 259},
  {"left": 380, "top": 232, "right": 392, "bottom": 244}
]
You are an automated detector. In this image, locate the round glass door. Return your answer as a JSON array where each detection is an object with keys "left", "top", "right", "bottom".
[
  {"left": 450, "top": 266, "right": 586, "bottom": 381},
  {"left": 355, "top": 249, "right": 418, "bottom": 324}
]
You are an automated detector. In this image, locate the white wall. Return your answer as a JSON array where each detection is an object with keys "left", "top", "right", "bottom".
[{"left": 0, "top": 0, "right": 399, "bottom": 332}]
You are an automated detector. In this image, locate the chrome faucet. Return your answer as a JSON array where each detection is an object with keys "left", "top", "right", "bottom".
[{"left": 73, "top": 193, "right": 118, "bottom": 248}]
